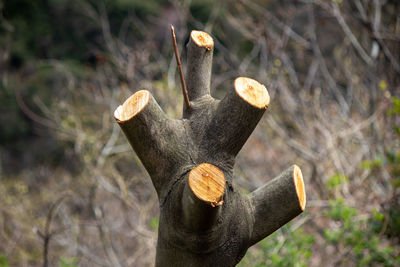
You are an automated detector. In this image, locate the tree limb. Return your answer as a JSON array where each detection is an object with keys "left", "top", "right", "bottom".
[
  {"left": 114, "top": 90, "right": 186, "bottom": 193},
  {"left": 185, "top": 30, "right": 214, "bottom": 103},
  {"left": 248, "top": 165, "right": 306, "bottom": 246},
  {"left": 182, "top": 163, "right": 225, "bottom": 231},
  {"left": 203, "top": 77, "right": 270, "bottom": 160}
]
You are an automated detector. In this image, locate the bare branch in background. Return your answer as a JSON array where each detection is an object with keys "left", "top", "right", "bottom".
[{"left": 36, "top": 193, "right": 70, "bottom": 267}]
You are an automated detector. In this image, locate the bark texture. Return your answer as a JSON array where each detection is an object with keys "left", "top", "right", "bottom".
[{"left": 114, "top": 30, "right": 307, "bottom": 267}]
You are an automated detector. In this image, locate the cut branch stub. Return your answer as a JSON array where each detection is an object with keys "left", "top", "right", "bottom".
[
  {"left": 114, "top": 89, "right": 186, "bottom": 193},
  {"left": 248, "top": 165, "right": 306, "bottom": 246},
  {"left": 114, "top": 90, "right": 150, "bottom": 121},
  {"left": 189, "top": 163, "right": 225, "bottom": 207},
  {"left": 203, "top": 77, "right": 270, "bottom": 160},
  {"left": 294, "top": 165, "right": 306, "bottom": 211},
  {"left": 186, "top": 30, "right": 214, "bottom": 102},
  {"left": 191, "top": 30, "right": 214, "bottom": 51},
  {"left": 182, "top": 163, "right": 226, "bottom": 231},
  {"left": 235, "top": 77, "right": 270, "bottom": 108}
]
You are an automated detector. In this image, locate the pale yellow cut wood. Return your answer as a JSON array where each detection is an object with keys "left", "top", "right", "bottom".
[
  {"left": 191, "top": 30, "right": 214, "bottom": 51},
  {"left": 189, "top": 163, "right": 225, "bottom": 207},
  {"left": 114, "top": 90, "right": 150, "bottom": 122},
  {"left": 235, "top": 77, "right": 270, "bottom": 109},
  {"left": 293, "top": 165, "right": 306, "bottom": 211}
]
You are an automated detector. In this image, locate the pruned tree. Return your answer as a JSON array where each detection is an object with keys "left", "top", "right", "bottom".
[{"left": 114, "top": 29, "right": 306, "bottom": 267}]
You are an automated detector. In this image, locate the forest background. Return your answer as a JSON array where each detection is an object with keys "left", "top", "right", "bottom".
[{"left": 0, "top": 0, "right": 399, "bottom": 266}]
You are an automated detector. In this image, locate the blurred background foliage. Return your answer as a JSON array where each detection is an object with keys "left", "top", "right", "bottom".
[{"left": 0, "top": 0, "right": 399, "bottom": 266}]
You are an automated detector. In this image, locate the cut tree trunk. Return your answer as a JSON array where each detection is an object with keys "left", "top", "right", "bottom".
[{"left": 114, "top": 29, "right": 306, "bottom": 267}]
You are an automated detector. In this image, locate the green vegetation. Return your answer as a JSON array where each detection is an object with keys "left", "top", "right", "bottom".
[
  {"left": 59, "top": 257, "right": 79, "bottom": 267},
  {"left": 324, "top": 198, "right": 399, "bottom": 266},
  {"left": 0, "top": 254, "right": 9, "bottom": 267},
  {"left": 239, "top": 224, "right": 314, "bottom": 267}
]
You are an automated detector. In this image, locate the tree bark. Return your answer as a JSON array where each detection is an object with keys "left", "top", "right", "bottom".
[
  {"left": 185, "top": 30, "right": 214, "bottom": 102},
  {"left": 114, "top": 30, "right": 306, "bottom": 267}
]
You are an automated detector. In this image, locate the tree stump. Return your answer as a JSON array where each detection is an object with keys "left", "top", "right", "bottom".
[{"left": 114, "top": 29, "right": 306, "bottom": 267}]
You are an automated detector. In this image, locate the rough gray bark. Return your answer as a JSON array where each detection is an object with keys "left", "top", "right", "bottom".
[
  {"left": 185, "top": 30, "right": 213, "bottom": 102},
  {"left": 114, "top": 30, "right": 306, "bottom": 267}
]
